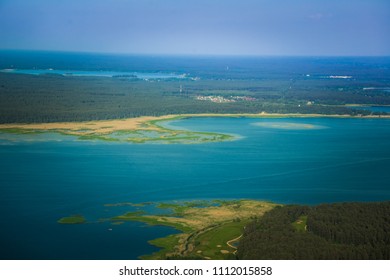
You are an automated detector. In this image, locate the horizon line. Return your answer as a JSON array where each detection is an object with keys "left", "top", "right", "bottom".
[{"left": 1, "top": 49, "right": 390, "bottom": 58}]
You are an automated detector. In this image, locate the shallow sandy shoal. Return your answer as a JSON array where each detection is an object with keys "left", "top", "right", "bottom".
[{"left": 0, "top": 113, "right": 388, "bottom": 134}]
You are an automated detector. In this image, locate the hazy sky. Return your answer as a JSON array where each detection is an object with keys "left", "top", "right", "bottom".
[{"left": 0, "top": 0, "right": 389, "bottom": 56}]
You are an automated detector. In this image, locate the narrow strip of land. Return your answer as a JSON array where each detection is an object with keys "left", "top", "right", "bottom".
[
  {"left": 1, "top": 113, "right": 388, "bottom": 144},
  {"left": 1, "top": 112, "right": 388, "bottom": 132}
]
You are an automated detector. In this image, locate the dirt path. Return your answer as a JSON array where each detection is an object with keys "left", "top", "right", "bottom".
[{"left": 226, "top": 234, "right": 243, "bottom": 254}]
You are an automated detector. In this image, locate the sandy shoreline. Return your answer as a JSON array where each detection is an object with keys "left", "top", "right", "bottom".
[{"left": 0, "top": 112, "right": 389, "bottom": 134}]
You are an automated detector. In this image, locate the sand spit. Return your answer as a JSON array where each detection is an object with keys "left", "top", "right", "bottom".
[{"left": 0, "top": 112, "right": 389, "bottom": 132}]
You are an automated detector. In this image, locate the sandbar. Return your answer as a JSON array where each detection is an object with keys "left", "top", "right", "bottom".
[
  {"left": 0, "top": 113, "right": 388, "bottom": 144},
  {"left": 0, "top": 112, "right": 388, "bottom": 132}
]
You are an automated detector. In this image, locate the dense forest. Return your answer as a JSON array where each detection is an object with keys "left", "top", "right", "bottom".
[
  {"left": 1, "top": 52, "right": 389, "bottom": 123},
  {"left": 237, "top": 202, "right": 390, "bottom": 259},
  {"left": 1, "top": 72, "right": 389, "bottom": 123},
  {"left": 0, "top": 51, "right": 390, "bottom": 123}
]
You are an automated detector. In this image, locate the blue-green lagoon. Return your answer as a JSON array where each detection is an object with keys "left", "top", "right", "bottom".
[{"left": 1, "top": 117, "right": 390, "bottom": 259}]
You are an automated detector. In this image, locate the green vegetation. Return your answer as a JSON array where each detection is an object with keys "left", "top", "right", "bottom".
[
  {"left": 112, "top": 211, "right": 193, "bottom": 233},
  {"left": 142, "top": 234, "right": 182, "bottom": 260},
  {"left": 104, "top": 202, "right": 152, "bottom": 207},
  {"left": 156, "top": 203, "right": 191, "bottom": 216},
  {"left": 292, "top": 215, "right": 308, "bottom": 232},
  {"left": 58, "top": 200, "right": 390, "bottom": 260},
  {"left": 57, "top": 215, "right": 86, "bottom": 224},
  {"left": 1, "top": 69, "right": 389, "bottom": 124},
  {"left": 237, "top": 202, "right": 390, "bottom": 259},
  {"left": 108, "top": 200, "right": 277, "bottom": 259},
  {"left": 190, "top": 219, "right": 247, "bottom": 260},
  {"left": 0, "top": 116, "right": 236, "bottom": 144},
  {"left": 75, "top": 125, "right": 233, "bottom": 144}
]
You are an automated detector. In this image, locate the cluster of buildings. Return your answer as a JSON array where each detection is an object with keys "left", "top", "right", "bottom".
[{"left": 195, "top": 95, "right": 257, "bottom": 103}]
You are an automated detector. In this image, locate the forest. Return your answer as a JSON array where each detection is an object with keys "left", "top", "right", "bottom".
[
  {"left": 237, "top": 201, "right": 390, "bottom": 260},
  {"left": 1, "top": 71, "right": 389, "bottom": 123},
  {"left": 1, "top": 52, "right": 390, "bottom": 123}
]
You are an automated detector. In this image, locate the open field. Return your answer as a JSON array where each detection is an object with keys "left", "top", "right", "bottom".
[{"left": 292, "top": 215, "right": 308, "bottom": 232}]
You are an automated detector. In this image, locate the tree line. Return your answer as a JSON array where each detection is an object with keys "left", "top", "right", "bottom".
[
  {"left": 237, "top": 202, "right": 390, "bottom": 259},
  {"left": 1, "top": 73, "right": 388, "bottom": 123}
]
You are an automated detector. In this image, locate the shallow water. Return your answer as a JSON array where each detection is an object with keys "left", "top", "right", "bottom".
[{"left": 1, "top": 117, "right": 390, "bottom": 259}]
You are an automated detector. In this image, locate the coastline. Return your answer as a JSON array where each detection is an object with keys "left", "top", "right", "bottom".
[
  {"left": 108, "top": 199, "right": 278, "bottom": 260},
  {"left": 344, "top": 104, "right": 390, "bottom": 107},
  {"left": 0, "top": 112, "right": 389, "bottom": 131},
  {"left": 0, "top": 112, "right": 389, "bottom": 144}
]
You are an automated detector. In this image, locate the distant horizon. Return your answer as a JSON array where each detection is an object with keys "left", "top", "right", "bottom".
[{"left": 1, "top": 49, "right": 390, "bottom": 58}]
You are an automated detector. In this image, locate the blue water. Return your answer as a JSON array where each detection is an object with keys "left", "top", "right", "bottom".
[
  {"left": 2, "top": 51, "right": 390, "bottom": 81},
  {"left": 0, "top": 68, "right": 185, "bottom": 79},
  {"left": 1, "top": 117, "right": 390, "bottom": 259}
]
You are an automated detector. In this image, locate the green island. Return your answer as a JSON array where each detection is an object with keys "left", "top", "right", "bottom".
[{"left": 57, "top": 215, "right": 86, "bottom": 224}]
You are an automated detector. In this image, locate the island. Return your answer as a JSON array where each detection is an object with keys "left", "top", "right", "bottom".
[{"left": 57, "top": 215, "right": 86, "bottom": 224}]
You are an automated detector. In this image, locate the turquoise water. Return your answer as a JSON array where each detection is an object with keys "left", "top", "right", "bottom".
[
  {"left": 0, "top": 68, "right": 185, "bottom": 79},
  {"left": 1, "top": 117, "right": 390, "bottom": 259}
]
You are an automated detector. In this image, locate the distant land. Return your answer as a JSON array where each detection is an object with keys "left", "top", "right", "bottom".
[{"left": 1, "top": 52, "right": 390, "bottom": 124}]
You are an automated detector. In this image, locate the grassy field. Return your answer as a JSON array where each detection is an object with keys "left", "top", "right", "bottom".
[
  {"left": 190, "top": 219, "right": 248, "bottom": 259},
  {"left": 109, "top": 199, "right": 278, "bottom": 259},
  {"left": 292, "top": 215, "right": 308, "bottom": 233}
]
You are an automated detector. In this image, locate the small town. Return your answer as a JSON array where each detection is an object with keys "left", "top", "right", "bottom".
[{"left": 195, "top": 95, "right": 257, "bottom": 103}]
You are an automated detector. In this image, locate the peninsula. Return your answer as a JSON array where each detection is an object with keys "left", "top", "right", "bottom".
[{"left": 1, "top": 113, "right": 389, "bottom": 144}]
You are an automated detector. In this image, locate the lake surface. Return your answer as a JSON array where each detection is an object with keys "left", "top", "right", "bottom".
[
  {"left": 0, "top": 68, "right": 185, "bottom": 79},
  {"left": 1, "top": 117, "right": 390, "bottom": 259}
]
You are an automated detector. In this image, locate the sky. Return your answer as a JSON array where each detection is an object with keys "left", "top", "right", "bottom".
[{"left": 0, "top": 0, "right": 389, "bottom": 56}]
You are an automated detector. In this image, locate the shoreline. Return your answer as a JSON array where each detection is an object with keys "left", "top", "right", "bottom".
[
  {"left": 0, "top": 112, "right": 389, "bottom": 131},
  {"left": 0, "top": 112, "right": 389, "bottom": 144},
  {"left": 109, "top": 199, "right": 278, "bottom": 260},
  {"left": 344, "top": 104, "right": 390, "bottom": 107}
]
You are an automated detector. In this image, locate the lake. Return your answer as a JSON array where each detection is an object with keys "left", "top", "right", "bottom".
[
  {"left": 1, "top": 117, "right": 390, "bottom": 259},
  {"left": 0, "top": 68, "right": 185, "bottom": 79}
]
